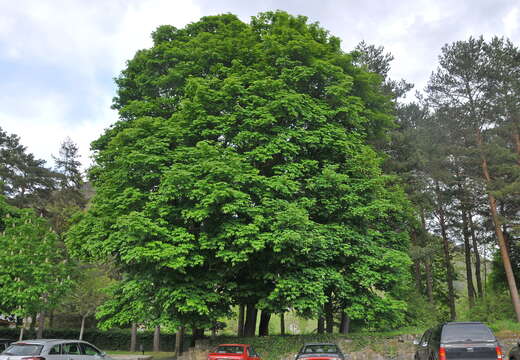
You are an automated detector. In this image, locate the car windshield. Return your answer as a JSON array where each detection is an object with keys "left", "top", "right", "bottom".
[
  {"left": 216, "top": 346, "right": 244, "bottom": 354},
  {"left": 3, "top": 344, "right": 43, "bottom": 356},
  {"left": 302, "top": 345, "right": 339, "bottom": 354},
  {"left": 442, "top": 324, "right": 495, "bottom": 343}
]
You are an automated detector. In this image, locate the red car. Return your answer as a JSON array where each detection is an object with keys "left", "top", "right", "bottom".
[{"left": 208, "top": 344, "right": 261, "bottom": 360}]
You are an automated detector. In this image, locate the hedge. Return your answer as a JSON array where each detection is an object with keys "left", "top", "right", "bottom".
[{"left": 0, "top": 327, "right": 191, "bottom": 351}]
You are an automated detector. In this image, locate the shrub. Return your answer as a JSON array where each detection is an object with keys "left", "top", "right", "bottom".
[{"left": 0, "top": 328, "right": 185, "bottom": 351}]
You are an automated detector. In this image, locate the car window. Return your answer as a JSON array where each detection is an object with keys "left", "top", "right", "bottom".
[
  {"left": 49, "top": 345, "right": 62, "bottom": 355},
  {"left": 63, "top": 343, "right": 81, "bottom": 355},
  {"left": 420, "top": 330, "right": 431, "bottom": 346},
  {"left": 81, "top": 344, "right": 101, "bottom": 356},
  {"left": 248, "top": 346, "right": 258, "bottom": 357},
  {"left": 431, "top": 325, "right": 442, "bottom": 344},
  {"left": 303, "top": 345, "right": 339, "bottom": 354},
  {"left": 4, "top": 344, "right": 42, "bottom": 356},
  {"left": 216, "top": 346, "right": 244, "bottom": 354},
  {"left": 4, "top": 344, "right": 43, "bottom": 356},
  {"left": 442, "top": 324, "right": 495, "bottom": 343}
]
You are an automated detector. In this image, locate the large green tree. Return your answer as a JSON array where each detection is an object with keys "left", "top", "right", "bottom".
[
  {"left": 68, "top": 12, "right": 412, "bottom": 331},
  {"left": 0, "top": 195, "right": 72, "bottom": 338}
]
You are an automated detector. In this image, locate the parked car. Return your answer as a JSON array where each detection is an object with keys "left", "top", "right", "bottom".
[
  {"left": 414, "top": 322, "right": 503, "bottom": 360},
  {"left": 508, "top": 340, "right": 520, "bottom": 360},
  {"left": 208, "top": 344, "right": 261, "bottom": 360},
  {"left": 0, "top": 339, "right": 111, "bottom": 360},
  {"left": 295, "top": 343, "right": 345, "bottom": 360},
  {"left": 0, "top": 340, "right": 12, "bottom": 353}
]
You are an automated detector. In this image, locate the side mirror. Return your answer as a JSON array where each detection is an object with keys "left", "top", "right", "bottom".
[{"left": 517, "top": 340, "right": 520, "bottom": 347}]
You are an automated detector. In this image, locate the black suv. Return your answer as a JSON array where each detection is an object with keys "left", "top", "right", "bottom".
[{"left": 415, "top": 322, "right": 503, "bottom": 360}]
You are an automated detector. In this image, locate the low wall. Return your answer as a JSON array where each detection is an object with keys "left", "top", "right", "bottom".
[{"left": 180, "top": 335, "right": 520, "bottom": 360}]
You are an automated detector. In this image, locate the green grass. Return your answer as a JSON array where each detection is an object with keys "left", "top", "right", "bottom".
[
  {"left": 489, "top": 320, "right": 520, "bottom": 337},
  {"left": 107, "top": 350, "right": 176, "bottom": 360}
]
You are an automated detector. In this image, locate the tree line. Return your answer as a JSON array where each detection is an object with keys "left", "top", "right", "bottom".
[{"left": 388, "top": 36, "right": 520, "bottom": 322}]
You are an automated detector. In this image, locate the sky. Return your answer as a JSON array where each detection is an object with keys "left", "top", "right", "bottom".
[{"left": 1, "top": 0, "right": 519, "bottom": 170}]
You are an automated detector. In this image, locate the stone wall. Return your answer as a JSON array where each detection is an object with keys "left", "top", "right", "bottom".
[{"left": 178, "top": 335, "right": 520, "bottom": 360}]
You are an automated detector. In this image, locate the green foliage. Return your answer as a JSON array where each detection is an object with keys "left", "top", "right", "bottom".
[
  {"left": 403, "top": 291, "right": 446, "bottom": 328},
  {"left": 47, "top": 138, "right": 86, "bottom": 236},
  {"left": 0, "top": 327, "right": 183, "bottom": 351},
  {"left": 0, "top": 126, "right": 58, "bottom": 210},
  {"left": 458, "top": 289, "right": 516, "bottom": 323},
  {"left": 67, "top": 11, "right": 412, "bottom": 330},
  {"left": 0, "top": 195, "right": 73, "bottom": 316},
  {"left": 62, "top": 266, "right": 114, "bottom": 319}
]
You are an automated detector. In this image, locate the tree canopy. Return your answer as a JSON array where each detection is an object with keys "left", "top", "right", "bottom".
[
  {"left": 67, "top": 11, "right": 413, "bottom": 330},
  {"left": 0, "top": 195, "right": 72, "bottom": 319}
]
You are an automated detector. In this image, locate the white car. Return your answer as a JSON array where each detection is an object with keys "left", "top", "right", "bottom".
[{"left": 0, "top": 339, "right": 111, "bottom": 360}]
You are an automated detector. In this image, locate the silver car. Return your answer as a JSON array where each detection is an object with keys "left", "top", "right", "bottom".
[{"left": 0, "top": 339, "right": 111, "bottom": 360}]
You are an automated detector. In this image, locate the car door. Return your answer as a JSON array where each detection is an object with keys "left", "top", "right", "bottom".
[
  {"left": 247, "top": 346, "right": 260, "bottom": 360},
  {"left": 80, "top": 343, "right": 104, "bottom": 360},
  {"left": 427, "top": 326, "right": 442, "bottom": 360},
  {"left": 62, "top": 342, "right": 83, "bottom": 360},
  {"left": 46, "top": 343, "right": 65, "bottom": 360},
  {"left": 416, "top": 329, "right": 432, "bottom": 360}
]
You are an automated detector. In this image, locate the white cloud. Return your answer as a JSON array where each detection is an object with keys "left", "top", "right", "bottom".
[
  {"left": 1, "top": 0, "right": 520, "bottom": 171},
  {"left": 503, "top": 7, "right": 519, "bottom": 37},
  {"left": 0, "top": 0, "right": 202, "bottom": 170},
  {"left": 111, "top": 0, "right": 202, "bottom": 73}
]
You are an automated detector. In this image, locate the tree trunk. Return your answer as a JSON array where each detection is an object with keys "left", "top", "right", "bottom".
[
  {"left": 79, "top": 315, "right": 86, "bottom": 340},
  {"left": 280, "top": 313, "right": 285, "bottom": 335},
  {"left": 462, "top": 208, "right": 476, "bottom": 307},
  {"left": 244, "top": 304, "right": 257, "bottom": 337},
  {"left": 175, "top": 327, "right": 184, "bottom": 356},
  {"left": 514, "top": 124, "right": 520, "bottom": 166},
  {"left": 317, "top": 317, "right": 324, "bottom": 334},
  {"left": 49, "top": 310, "right": 54, "bottom": 329},
  {"left": 131, "top": 323, "right": 137, "bottom": 352},
  {"left": 258, "top": 310, "right": 271, "bottom": 336},
  {"left": 424, "top": 257, "right": 434, "bottom": 303},
  {"left": 411, "top": 231, "right": 423, "bottom": 292},
  {"left": 469, "top": 212, "right": 484, "bottom": 297},
  {"left": 325, "top": 295, "right": 334, "bottom": 334},
  {"left": 190, "top": 328, "right": 204, "bottom": 347},
  {"left": 30, "top": 313, "right": 37, "bottom": 331},
  {"left": 436, "top": 193, "right": 457, "bottom": 321},
  {"left": 153, "top": 325, "right": 160, "bottom": 352},
  {"left": 339, "top": 312, "right": 350, "bottom": 335},
  {"left": 19, "top": 318, "right": 25, "bottom": 341},
  {"left": 36, "top": 312, "right": 45, "bottom": 339},
  {"left": 190, "top": 327, "right": 196, "bottom": 347},
  {"left": 477, "top": 128, "right": 520, "bottom": 322},
  {"left": 421, "top": 209, "right": 434, "bottom": 303},
  {"left": 237, "top": 304, "right": 245, "bottom": 337}
]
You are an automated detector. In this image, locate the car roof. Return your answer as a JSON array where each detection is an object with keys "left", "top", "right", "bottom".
[
  {"left": 303, "top": 343, "right": 338, "bottom": 346},
  {"left": 12, "top": 339, "right": 89, "bottom": 345},
  {"left": 217, "top": 344, "right": 248, "bottom": 347},
  {"left": 444, "top": 322, "right": 485, "bottom": 326}
]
